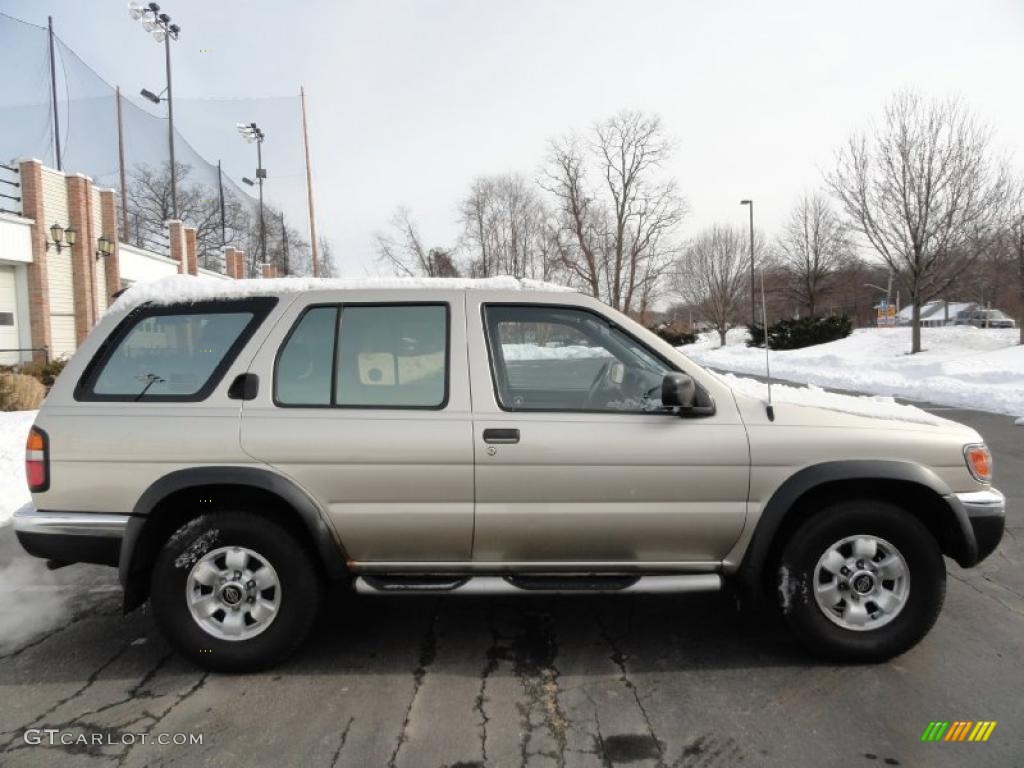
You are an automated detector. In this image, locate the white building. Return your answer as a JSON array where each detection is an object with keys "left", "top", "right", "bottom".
[
  {"left": 895, "top": 300, "right": 978, "bottom": 328},
  {"left": 0, "top": 159, "right": 249, "bottom": 365}
]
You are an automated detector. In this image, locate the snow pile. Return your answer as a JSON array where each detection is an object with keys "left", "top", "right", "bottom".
[
  {"left": 502, "top": 343, "right": 612, "bottom": 360},
  {"left": 683, "top": 326, "right": 1024, "bottom": 418},
  {"left": 110, "top": 274, "right": 576, "bottom": 313},
  {"left": 0, "top": 410, "right": 35, "bottom": 525},
  {"left": 685, "top": 328, "right": 751, "bottom": 350},
  {"left": 716, "top": 373, "right": 947, "bottom": 426}
]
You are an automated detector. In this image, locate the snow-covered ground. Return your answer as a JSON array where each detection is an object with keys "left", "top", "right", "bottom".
[
  {"left": 502, "top": 343, "right": 611, "bottom": 360},
  {"left": 0, "top": 410, "right": 35, "bottom": 525},
  {"left": 682, "top": 326, "right": 1024, "bottom": 419}
]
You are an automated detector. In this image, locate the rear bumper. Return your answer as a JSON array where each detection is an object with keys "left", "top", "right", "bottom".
[
  {"left": 13, "top": 507, "right": 129, "bottom": 567},
  {"left": 955, "top": 489, "right": 1005, "bottom": 565}
]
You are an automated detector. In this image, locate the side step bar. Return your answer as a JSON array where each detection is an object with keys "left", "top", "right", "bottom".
[{"left": 354, "top": 574, "right": 721, "bottom": 596}]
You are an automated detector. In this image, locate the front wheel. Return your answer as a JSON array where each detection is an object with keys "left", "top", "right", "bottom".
[
  {"left": 150, "top": 512, "right": 322, "bottom": 672},
  {"left": 778, "top": 500, "right": 945, "bottom": 662}
]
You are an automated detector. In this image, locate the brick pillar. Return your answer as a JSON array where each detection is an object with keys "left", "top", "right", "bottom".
[
  {"left": 184, "top": 227, "right": 198, "bottom": 275},
  {"left": 167, "top": 220, "right": 187, "bottom": 274},
  {"left": 66, "top": 174, "right": 97, "bottom": 343},
  {"left": 261, "top": 263, "right": 277, "bottom": 279},
  {"left": 98, "top": 189, "right": 121, "bottom": 302},
  {"left": 225, "top": 248, "right": 247, "bottom": 279},
  {"left": 18, "top": 160, "right": 51, "bottom": 362}
]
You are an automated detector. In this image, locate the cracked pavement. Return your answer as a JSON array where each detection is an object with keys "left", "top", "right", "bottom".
[{"left": 0, "top": 404, "right": 1021, "bottom": 767}]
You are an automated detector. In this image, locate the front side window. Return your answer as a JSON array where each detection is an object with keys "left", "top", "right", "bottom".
[
  {"left": 81, "top": 299, "right": 275, "bottom": 400},
  {"left": 275, "top": 303, "right": 449, "bottom": 409},
  {"left": 484, "top": 305, "right": 673, "bottom": 413}
]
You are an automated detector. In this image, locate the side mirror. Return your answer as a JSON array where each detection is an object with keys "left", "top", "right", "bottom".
[{"left": 661, "top": 372, "right": 696, "bottom": 409}]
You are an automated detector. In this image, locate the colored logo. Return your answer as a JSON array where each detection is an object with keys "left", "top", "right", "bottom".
[{"left": 921, "top": 721, "right": 997, "bottom": 742}]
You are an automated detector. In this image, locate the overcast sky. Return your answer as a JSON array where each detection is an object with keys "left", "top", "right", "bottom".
[{"left": 4, "top": 0, "right": 1023, "bottom": 276}]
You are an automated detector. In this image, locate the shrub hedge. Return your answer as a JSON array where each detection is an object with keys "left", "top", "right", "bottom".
[
  {"left": 651, "top": 324, "right": 698, "bottom": 346},
  {"left": 746, "top": 315, "right": 852, "bottom": 350}
]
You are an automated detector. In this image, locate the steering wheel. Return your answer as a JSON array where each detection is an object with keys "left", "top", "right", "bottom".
[{"left": 583, "top": 360, "right": 615, "bottom": 409}]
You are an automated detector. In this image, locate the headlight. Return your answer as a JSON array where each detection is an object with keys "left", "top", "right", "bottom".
[{"left": 963, "top": 444, "right": 992, "bottom": 483}]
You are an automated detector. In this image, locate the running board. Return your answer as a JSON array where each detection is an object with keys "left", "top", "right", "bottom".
[{"left": 354, "top": 574, "right": 721, "bottom": 596}]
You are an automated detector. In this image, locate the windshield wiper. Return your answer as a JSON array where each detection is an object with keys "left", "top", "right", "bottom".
[{"left": 135, "top": 372, "right": 166, "bottom": 401}]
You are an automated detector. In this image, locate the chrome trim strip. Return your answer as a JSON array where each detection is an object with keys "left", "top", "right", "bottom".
[
  {"left": 955, "top": 489, "right": 1005, "bottom": 510},
  {"left": 349, "top": 560, "right": 721, "bottom": 574},
  {"left": 355, "top": 574, "right": 722, "bottom": 596},
  {"left": 12, "top": 508, "right": 130, "bottom": 538}
]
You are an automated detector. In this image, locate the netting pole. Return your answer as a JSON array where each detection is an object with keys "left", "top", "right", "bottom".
[
  {"left": 48, "top": 16, "right": 62, "bottom": 171},
  {"left": 280, "top": 210, "right": 289, "bottom": 275},
  {"left": 301, "top": 87, "right": 320, "bottom": 277},
  {"left": 164, "top": 32, "right": 178, "bottom": 219},
  {"left": 257, "top": 138, "right": 266, "bottom": 270},
  {"left": 217, "top": 160, "right": 226, "bottom": 246},
  {"left": 116, "top": 86, "right": 129, "bottom": 239}
]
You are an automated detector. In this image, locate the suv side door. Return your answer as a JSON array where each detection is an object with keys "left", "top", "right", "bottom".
[
  {"left": 240, "top": 289, "right": 475, "bottom": 564},
  {"left": 467, "top": 294, "right": 750, "bottom": 567}
]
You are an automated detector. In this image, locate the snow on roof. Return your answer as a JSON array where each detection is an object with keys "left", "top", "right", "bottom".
[
  {"left": 716, "top": 373, "right": 947, "bottom": 426},
  {"left": 109, "top": 274, "right": 576, "bottom": 314},
  {"left": 895, "top": 300, "right": 975, "bottom": 321}
]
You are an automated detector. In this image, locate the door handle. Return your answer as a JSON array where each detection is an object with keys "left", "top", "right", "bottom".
[{"left": 483, "top": 428, "right": 520, "bottom": 444}]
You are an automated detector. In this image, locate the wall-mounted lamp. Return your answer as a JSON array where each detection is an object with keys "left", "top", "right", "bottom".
[
  {"left": 96, "top": 234, "right": 114, "bottom": 260},
  {"left": 46, "top": 222, "right": 77, "bottom": 253}
]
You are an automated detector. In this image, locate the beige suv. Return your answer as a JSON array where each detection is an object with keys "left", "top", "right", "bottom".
[{"left": 14, "top": 278, "right": 1005, "bottom": 671}]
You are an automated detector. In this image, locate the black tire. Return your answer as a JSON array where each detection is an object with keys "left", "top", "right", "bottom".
[
  {"left": 150, "top": 512, "right": 322, "bottom": 672},
  {"left": 778, "top": 499, "right": 945, "bottom": 663}
]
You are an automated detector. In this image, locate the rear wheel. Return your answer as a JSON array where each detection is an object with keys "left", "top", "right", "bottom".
[
  {"left": 150, "top": 512, "right": 322, "bottom": 672},
  {"left": 778, "top": 500, "right": 945, "bottom": 662}
]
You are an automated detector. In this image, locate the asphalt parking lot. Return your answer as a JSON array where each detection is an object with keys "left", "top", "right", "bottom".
[{"left": 0, "top": 404, "right": 1021, "bottom": 768}]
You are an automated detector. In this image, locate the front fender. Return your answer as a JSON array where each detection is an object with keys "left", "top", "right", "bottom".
[{"left": 738, "top": 460, "right": 978, "bottom": 595}]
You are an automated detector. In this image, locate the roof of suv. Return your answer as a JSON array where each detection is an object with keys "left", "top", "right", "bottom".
[{"left": 110, "top": 274, "right": 577, "bottom": 314}]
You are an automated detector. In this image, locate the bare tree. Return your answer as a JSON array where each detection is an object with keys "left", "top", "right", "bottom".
[
  {"left": 543, "top": 111, "right": 686, "bottom": 315},
  {"left": 317, "top": 235, "right": 339, "bottom": 278},
  {"left": 674, "top": 225, "right": 749, "bottom": 346},
  {"left": 127, "top": 162, "right": 259, "bottom": 271},
  {"left": 375, "top": 207, "right": 460, "bottom": 277},
  {"left": 459, "top": 174, "right": 560, "bottom": 280},
  {"left": 776, "top": 192, "right": 851, "bottom": 316},
  {"left": 827, "top": 92, "right": 1012, "bottom": 352},
  {"left": 1006, "top": 183, "right": 1024, "bottom": 344},
  {"left": 255, "top": 207, "right": 313, "bottom": 277}
]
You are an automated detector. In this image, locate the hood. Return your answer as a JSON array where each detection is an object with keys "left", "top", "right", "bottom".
[{"left": 719, "top": 373, "right": 982, "bottom": 442}]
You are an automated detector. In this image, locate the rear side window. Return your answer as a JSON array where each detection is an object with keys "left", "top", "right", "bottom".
[
  {"left": 77, "top": 298, "right": 276, "bottom": 402},
  {"left": 275, "top": 303, "right": 449, "bottom": 409}
]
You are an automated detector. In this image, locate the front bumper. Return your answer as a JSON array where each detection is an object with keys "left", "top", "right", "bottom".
[
  {"left": 955, "top": 489, "right": 1005, "bottom": 565},
  {"left": 13, "top": 507, "right": 129, "bottom": 567}
]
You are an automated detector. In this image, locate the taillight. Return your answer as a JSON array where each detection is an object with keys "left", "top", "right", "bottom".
[{"left": 26, "top": 426, "right": 49, "bottom": 492}]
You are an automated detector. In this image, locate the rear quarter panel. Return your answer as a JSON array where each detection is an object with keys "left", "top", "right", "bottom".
[{"left": 31, "top": 296, "right": 296, "bottom": 514}]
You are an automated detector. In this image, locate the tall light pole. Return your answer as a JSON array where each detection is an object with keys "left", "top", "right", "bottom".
[
  {"left": 129, "top": 2, "right": 180, "bottom": 219},
  {"left": 740, "top": 199, "right": 756, "bottom": 326},
  {"left": 238, "top": 122, "right": 267, "bottom": 275}
]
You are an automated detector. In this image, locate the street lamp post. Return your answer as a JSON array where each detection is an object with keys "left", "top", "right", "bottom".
[
  {"left": 238, "top": 122, "right": 267, "bottom": 275},
  {"left": 129, "top": 2, "right": 180, "bottom": 218},
  {"left": 740, "top": 199, "right": 755, "bottom": 326}
]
